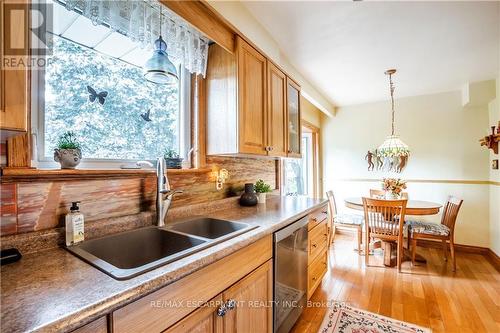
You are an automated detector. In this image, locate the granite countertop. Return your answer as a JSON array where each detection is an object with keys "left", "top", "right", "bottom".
[{"left": 1, "top": 196, "right": 327, "bottom": 333}]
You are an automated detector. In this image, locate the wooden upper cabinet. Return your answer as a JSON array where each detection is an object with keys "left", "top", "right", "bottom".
[
  {"left": 236, "top": 37, "right": 267, "bottom": 155},
  {"left": 206, "top": 35, "right": 300, "bottom": 158},
  {"left": 266, "top": 61, "right": 287, "bottom": 157},
  {"left": 286, "top": 78, "right": 301, "bottom": 158},
  {"left": 1, "top": 1, "right": 30, "bottom": 139}
]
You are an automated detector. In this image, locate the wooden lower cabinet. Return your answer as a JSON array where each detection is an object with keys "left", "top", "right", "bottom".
[
  {"left": 71, "top": 317, "right": 107, "bottom": 333},
  {"left": 222, "top": 260, "right": 273, "bottom": 333},
  {"left": 164, "top": 295, "right": 224, "bottom": 333},
  {"left": 307, "top": 205, "right": 329, "bottom": 299},
  {"left": 165, "top": 260, "right": 273, "bottom": 333}
]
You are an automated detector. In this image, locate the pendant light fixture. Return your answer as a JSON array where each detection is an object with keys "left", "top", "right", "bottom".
[
  {"left": 377, "top": 69, "right": 410, "bottom": 158},
  {"left": 144, "top": 5, "right": 178, "bottom": 84}
]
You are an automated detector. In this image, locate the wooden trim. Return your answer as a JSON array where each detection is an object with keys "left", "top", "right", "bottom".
[
  {"left": 486, "top": 248, "right": 500, "bottom": 271},
  {"left": 113, "top": 235, "right": 272, "bottom": 333},
  {"left": 6, "top": 133, "right": 30, "bottom": 167},
  {"left": 302, "top": 120, "right": 320, "bottom": 198},
  {"left": 193, "top": 74, "right": 207, "bottom": 168},
  {"left": 160, "top": 0, "right": 235, "bottom": 53},
  {"left": 0, "top": 167, "right": 212, "bottom": 182},
  {"left": 335, "top": 178, "right": 499, "bottom": 186}
]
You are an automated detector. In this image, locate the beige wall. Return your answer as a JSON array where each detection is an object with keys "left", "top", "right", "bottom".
[
  {"left": 489, "top": 80, "right": 500, "bottom": 255},
  {"left": 321, "top": 84, "right": 494, "bottom": 248},
  {"left": 205, "top": 0, "right": 335, "bottom": 116}
]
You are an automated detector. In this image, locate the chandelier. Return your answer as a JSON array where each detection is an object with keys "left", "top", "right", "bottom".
[{"left": 377, "top": 69, "right": 410, "bottom": 158}]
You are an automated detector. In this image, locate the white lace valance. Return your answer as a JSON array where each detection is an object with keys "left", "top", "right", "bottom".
[{"left": 63, "top": 0, "right": 209, "bottom": 77}]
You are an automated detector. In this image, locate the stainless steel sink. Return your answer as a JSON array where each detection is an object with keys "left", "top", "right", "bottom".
[
  {"left": 167, "top": 218, "right": 250, "bottom": 239},
  {"left": 66, "top": 218, "right": 256, "bottom": 280}
]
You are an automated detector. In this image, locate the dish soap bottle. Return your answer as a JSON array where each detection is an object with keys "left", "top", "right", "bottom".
[{"left": 65, "top": 202, "right": 84, "bottom": 246}]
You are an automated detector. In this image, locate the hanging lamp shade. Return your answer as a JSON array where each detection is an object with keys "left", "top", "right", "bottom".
[
  {"left": 377, "top": 69, "right": 410, "bottom": 158},
  {"left": 144, "top": 36, "right": 178, "bottom": 84},
  {"left": 377, "top": 134, "right": 410, "bottom": 157}
]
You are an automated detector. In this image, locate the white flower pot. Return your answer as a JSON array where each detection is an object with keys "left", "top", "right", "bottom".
[
  {"left": 385, "top": 192, "right": 400, "bottom": 200},
  {"left": 257, "top": 193, "right": 267, "bottom": 204}
]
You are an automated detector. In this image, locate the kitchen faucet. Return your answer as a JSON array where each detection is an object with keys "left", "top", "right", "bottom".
[{"left": 156, "top": 157, "right": 183, "bottom": 227}]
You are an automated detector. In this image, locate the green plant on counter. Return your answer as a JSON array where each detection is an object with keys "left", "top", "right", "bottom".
[
  {"left": 164, "top": 148, "right": 180, "bottom": 159},
  {"left": 254, "top": 179, "right": 272, "bottom": 193},
  {"left": 56, "top": 131, "right": 81, "bottom": 150}
]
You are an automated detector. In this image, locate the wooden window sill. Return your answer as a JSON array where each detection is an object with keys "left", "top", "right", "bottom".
[{"left": 0, "top": 167, "right": 212, "bottom": 182}]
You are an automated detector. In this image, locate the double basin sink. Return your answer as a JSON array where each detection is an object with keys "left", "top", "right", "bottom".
[{"left": 66, "top": 218, "right": 256, "bottom": 280}]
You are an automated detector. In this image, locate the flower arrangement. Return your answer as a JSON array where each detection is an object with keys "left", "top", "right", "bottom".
[{"left": 382, "top": 178, "right": 407, "bottom": 198}]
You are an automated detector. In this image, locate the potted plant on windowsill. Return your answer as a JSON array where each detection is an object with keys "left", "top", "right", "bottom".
[
  {"left": 255, "top": 179, "right": 272, "bottom": 204},
  {"left": 164, "top": 148, "right": 183, "bottom": 169},
  {"left": 54, "top": 131, "right": 82, "bottom": 169}
]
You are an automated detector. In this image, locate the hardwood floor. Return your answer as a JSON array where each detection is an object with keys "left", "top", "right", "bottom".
[{"left": 292, "top": 233, "right": 500, "bottom": 333}]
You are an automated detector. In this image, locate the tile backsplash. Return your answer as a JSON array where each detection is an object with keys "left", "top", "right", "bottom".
[{"left": 0, "top": 156, "right": 276, "bottom": 236}]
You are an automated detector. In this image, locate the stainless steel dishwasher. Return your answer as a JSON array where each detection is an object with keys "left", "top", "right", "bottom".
[{"left": 274, "top": 216, "right": 309, "bottom": 333}]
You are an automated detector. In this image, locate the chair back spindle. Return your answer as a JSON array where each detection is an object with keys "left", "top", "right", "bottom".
[
  {"left": 362, "top": 198, "right": 407, "bottom": 238},
  {"left": 326, "top": 191, "right": 337, "bottom": 217},
  {"left": 440, "top": 196, "right": 463, "bottom": 234}
]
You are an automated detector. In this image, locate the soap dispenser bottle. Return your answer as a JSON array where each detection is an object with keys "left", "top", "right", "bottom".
[{"left": 65, "top": 201, "right": 84, "bottom": 246}]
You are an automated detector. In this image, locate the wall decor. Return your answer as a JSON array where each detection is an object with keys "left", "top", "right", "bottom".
[{"left": 479, "top": 121, "right": 499, "bottom": 154}]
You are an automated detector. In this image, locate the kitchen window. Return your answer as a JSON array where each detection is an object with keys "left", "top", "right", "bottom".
[
  {"left": 31, "top": 0, "right": 209, "bottom": 168},
  {"left": 283, "top": 124, "right": 319, "bottom": 197}
]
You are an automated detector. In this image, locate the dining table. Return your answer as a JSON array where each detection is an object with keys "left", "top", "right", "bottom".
[
  {"left": 344, "top": 196, "right": 443, "bottom": 267},
  {"left": 344, "top": 197, "right": 442, "bottom": 216}
]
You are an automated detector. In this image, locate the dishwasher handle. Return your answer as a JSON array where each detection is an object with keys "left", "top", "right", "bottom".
[{"left": 274, "top": 215, "right": 309, "bottom": 242}]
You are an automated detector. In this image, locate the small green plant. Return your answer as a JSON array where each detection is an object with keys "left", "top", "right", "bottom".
[
  {"left": 254, "top": 179, "right": 272, "bottom": 193},
  {"left": 56, "top": 131, "right": 81, "bottom": 150},
  {"left": 164, "top": 148, "right": 180, "bottom": 159}
]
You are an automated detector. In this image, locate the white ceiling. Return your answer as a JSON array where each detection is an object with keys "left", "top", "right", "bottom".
[{"left": 242, "top": 1, "right": 500, "bottom": 106}]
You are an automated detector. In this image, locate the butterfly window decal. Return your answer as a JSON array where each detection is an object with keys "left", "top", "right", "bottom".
[
  {"left": 140, "top": 108, "right": 152, "bottom": 122},
  {"left": 87, "top": 85, "right": 108, "bottom": 105}
]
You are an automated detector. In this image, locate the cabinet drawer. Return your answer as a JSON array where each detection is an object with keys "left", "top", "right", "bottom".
[
  {"left": 308, "top": 219, "right": 328, "bottom": 263},
  {"left": 307, "top": 250, "right": 327, "bottom": 299},
  {"left": 308, "top": 206, "right": 328, "bottom": 230}
]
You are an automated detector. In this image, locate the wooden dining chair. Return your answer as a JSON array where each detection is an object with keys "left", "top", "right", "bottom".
[
  {"left": 362, "top": 197, "right": 407, "bottom": 272},
  {"left": 408, "top": 196, "right": 463, "bottom": 271},
  {"left": 326, "top": 191, "right": 364, "bottom": 253}
]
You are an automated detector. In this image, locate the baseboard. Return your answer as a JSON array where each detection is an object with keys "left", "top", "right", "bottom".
[
  {"left": 416, "top": 239, "right": 488, "bottom": 254},
  {"left": 486, "top": 248, "right": 500, "bottom": 271}
]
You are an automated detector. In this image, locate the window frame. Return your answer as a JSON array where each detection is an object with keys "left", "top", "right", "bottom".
[{"left": 31, "top": 36, "right": 192, "bottom": 169}]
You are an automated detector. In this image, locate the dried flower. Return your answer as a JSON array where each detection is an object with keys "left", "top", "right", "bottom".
[{"left": 382, "top": 178, "right": 407, "bottom": 195}]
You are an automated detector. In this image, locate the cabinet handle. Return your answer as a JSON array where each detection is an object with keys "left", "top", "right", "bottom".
[
  {"left": 217, "top": 304, "right": 227, "bottom": 317},
  {"left": 312, "top": 277, "right": 317, "bottom": 281},
  {"left": 311, "top": 217, "right": 317, "bottom": 222},
  {"left": 312, "top": 244, "right": 317, "bottom": 248},
  {"left": 226, "top": 299, "right": 236, "bottom": 310}
]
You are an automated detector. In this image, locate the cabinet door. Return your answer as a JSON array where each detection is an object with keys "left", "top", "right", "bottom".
[
  {"left": 164, "top": 295, "right": 223, "bottom": 333},
  {"left": 222, "top": 260, "right": 273, "bottom": 333},
  {"left": 286, "top": 78, "right": 301, "bottom": 158},
  {"left": 0, "top": 1, "right": 29, "bottom": 135},
  {"left": 236, "top": 37, "right": 267, "bottom": 155},
  {"left": 266, "top": 62, "right": 287, "bottom": 157}
]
